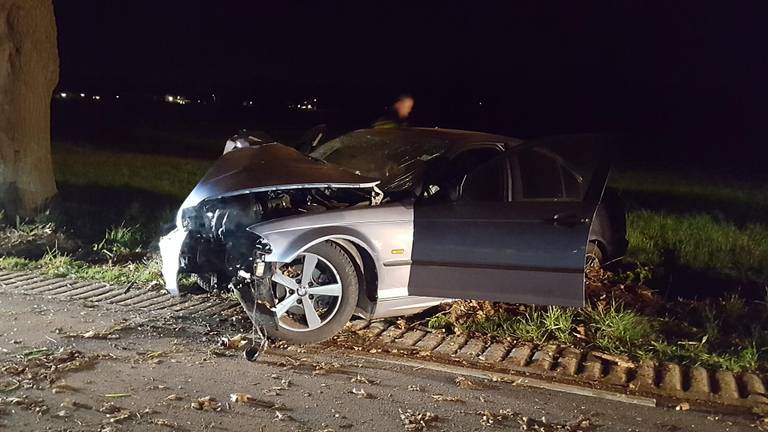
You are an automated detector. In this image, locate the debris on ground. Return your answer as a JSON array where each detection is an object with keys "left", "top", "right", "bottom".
[
  {"left": 103, "top": 393, "right": 132, "bottom": 398},
  {"left": 229, "top": 392, "right": 285, "bottom": 409},
  {"left": 53, "top": 409, "right": 71, "bottom": 418},
  {"left": 61, "top": 398, "right": 93, "bottom": 410},
  {"left": 478, "top": 409, "right": 503, "bottom": 426},
  {"left": 108, "top": 411, "right": 134, "bottom": 423},
  {"left": 1, "top": 348, "right": 101, "bottom": 387},
  {"left": 165, "top": 394, "right": 183, "bottom": 401},
  {"left": 0, "top": 395, "right": 49, "bottom": 415},
  {"left": 0, "top": 378, "right": 20, "bottom": 393},
  {"left": 65, "top": 322, "right": 132, "bottom": 340},
  {"left": 150, "top": 418, "right": 180, "bottom": 428},
  {"left": 351, "top": 387, "right": 376, "bottom": 399},
  {"left": 98, "top": 402, "right": 122, "bottom": 414},
  {"left": 431, "top": 394, "right": 462, "bottom": 402},
  {"left": 51, "top": 382, "right": 79, "bottom": 393},
  {"left": 676, "top": 402, "right": 690, "bottom": 411},
  {"left": 455, "top": 376, "right": 482, "bottom": 390},
  {"left": 273, "top": 410, "right": 294, "bottom": 422},
  {"left": 350, "top": 374, "right": 380, "bottom": 385},
  {"left": 219, "top": 334, "right": 248, "bottom": 350},
  {"left": 754, "top": 417, "right": 768, "bottom": 431},
  {"left": 399, "top": 409, "right": 438, "bottom": 431},
  {"left": 408, "top": 384, "right": 421, "bottom": 392},
  {"left": 591, "top": 351, "right": 636, "bottom": 368},
  {"left": 191, "top": 396, "right": 222, "bottom": 411}
]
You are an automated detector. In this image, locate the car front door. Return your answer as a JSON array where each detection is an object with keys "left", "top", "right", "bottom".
[{"left": 408, "top": 138, "right": 610, "bottom": 307}]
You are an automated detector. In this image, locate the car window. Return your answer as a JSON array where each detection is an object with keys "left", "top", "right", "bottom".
[
  {"left": 420, "top": 147, "right": 506, "bottom": 202},
  {"left": 460, "top": 155, "right": 508, "bottom": 202},
  {"left": 517, "top": 150, "right": 562, "bottom": 199},
  {"left": 516, "top": 149, "right": 583, "bottom": 200},
  {"left": 309, "top": 130, "right": 448, "bottom": 192}
]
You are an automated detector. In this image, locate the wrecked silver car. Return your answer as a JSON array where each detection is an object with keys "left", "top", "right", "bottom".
[{"left": 160, "top": 128, "right": 626, "bottom": 346}]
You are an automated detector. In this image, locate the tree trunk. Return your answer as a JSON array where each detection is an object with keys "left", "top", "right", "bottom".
[{"left": 0, "top": 0, "right": 58, "bottom": 218}]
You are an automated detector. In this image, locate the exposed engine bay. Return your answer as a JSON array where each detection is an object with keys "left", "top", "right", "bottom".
[{"left": 179, "top": 186, "right": 377, "bottom": 289}]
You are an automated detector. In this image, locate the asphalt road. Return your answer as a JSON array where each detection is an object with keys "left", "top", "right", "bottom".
[{"left": 0, "top": 289, "right": 761, "bottom": 431}]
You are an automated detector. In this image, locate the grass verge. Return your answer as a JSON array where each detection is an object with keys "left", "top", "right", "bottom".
[
  {"left": 53, "top": 143, "right": 210, "bottom": 201},
  {"left": 0, "top": 250, "right": 162, "bottom": 288},
  {"left": 431, "top": 277, "right": 768, "bottom": 373}
]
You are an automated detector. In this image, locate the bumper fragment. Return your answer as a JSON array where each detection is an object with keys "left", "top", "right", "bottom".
[{"left": 159, "top": 228, "right": 188, "bottom": 296}]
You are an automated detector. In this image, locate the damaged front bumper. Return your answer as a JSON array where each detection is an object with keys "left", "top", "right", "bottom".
[{"left": 159, "top": 227, "right": 188, "bottom": 297}]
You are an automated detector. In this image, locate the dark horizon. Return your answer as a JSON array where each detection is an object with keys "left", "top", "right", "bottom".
[{"left": 52, "top": 1, "right": 768, "bottom": 164}]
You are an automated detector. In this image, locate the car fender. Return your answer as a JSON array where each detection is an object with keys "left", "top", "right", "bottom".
[{"left": 246, "top": 203, "right": 415, "bottom": 299}]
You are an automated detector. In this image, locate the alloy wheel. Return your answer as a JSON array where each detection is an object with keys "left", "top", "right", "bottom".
[{"left": 270, "top": 252, "right": 343, "bottom": 331}]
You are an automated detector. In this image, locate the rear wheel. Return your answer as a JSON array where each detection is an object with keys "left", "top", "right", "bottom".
[{"left": 267, "top": 242, "right": 358, "bottom": 344}]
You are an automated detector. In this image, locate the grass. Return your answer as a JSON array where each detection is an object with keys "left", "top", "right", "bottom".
[
  {"left": 53, "top": 143, "right": 210, "bottom": 201},
  {"left": 611, "top": 167, "right": 768, "bottom": 285},
  {"left": 92, "top": 223, "right": 146, "bottom": 261},
  {"left": 584, "top": 302, "right": 656, "bottom": 355},
  {"left": 625, "top": 211, "right": 768, "bottom": 283},
  {"left": 0, "top": 250, "right": 162, "bottom": 288},
  {"left": 442, "top": 299, "right": 768, "bottom": 372}
]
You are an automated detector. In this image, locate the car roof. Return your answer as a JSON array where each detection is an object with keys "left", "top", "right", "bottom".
[{"left": 341, "top": 127, "right": 524, "bottom": 152}]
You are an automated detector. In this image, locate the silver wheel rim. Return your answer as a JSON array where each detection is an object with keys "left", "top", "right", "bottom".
[{"left": 271, "top": 252, "right": 343, "bottom": 332}]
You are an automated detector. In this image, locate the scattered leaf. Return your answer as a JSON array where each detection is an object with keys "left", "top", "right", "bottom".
[
  {"left": 191, "top": 396, "right": 221, "bottom": 411},
  {"left": 455, "top": 376, "right": 481, "bottom": 389},
  {"left": 399, "top": 409, "right": 437, "bottom": 431},
  {"left": 430, "top": 394, "right": 462, "bottom": 402},
  {"left": 350, "top": 374, "right": 380, "bottom": 385}
]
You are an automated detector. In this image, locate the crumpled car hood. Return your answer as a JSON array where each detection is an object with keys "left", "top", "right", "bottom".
[{"left": 179, "top": 143, "right": 380, "bottom": 209}]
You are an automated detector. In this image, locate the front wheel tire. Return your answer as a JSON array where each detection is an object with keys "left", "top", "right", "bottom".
[{"left": 266, "top": 242, "right": 359, "bottom": 344}]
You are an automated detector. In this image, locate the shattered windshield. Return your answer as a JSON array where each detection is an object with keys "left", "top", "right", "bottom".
[{"left": 310, "top": 129, "right": 449, "bottom": 191}]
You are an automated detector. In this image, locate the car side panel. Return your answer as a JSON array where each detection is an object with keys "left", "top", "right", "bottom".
[{"left": 247, "top": 202, "right": 419, "bottom": 301}]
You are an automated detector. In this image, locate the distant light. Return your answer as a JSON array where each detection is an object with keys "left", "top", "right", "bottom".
[
  {"left": 165, "top": 95, "right": 174, "bottom": 102},
  {"left": 313, "top": 98, "right": 317, "bottom": 102},
  {"left": 307, "top": 104, "right": 313, "bottom": 109},
  {"left": 80, "top": 93, "right": 85, "bottom": 97},
  {"left": 93, "top": 95, "right": 101, "bottom": 100},
  {"left": 115, "top": 95, "right": 120, "bottom": 99},
  {"left": 59, "top": 92, "right": 67, "bottom": 98},
  {"left": 478, "top": 101, "right": 483, "bottom": 106}
]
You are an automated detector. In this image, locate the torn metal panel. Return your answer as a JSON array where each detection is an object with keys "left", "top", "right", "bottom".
[{"left": 181, "top": 143, "right": 380, "bottom": 209}]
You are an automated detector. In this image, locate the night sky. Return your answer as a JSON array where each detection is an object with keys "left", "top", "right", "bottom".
[{"left": 53, "top": 1, "right": 768, "bottom": 162}]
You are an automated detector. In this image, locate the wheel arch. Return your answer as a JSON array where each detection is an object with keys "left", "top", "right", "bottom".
[{"left": 256, "top": 226, "right": 382, "bottom": 314}]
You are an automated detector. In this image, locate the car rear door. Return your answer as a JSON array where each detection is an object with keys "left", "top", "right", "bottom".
[{"left": 408, "top": 136, "right": 611, "bottom": 307}]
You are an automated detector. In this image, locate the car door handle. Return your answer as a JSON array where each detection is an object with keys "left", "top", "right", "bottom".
[{"left": 552, "top": 212, "right": 587, "bottom": 227}]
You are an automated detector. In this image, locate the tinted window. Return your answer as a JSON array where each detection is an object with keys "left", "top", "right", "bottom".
[
  {"left": 461, "top": 156, "right": 507, "bottom": 202},
  {"left": 518, "top": 150, "right": 563, "bottom": 199}
]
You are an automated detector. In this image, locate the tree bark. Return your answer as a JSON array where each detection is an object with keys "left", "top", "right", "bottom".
[{"left": 0, "top": 0, "right": 58, "bottom": 218}]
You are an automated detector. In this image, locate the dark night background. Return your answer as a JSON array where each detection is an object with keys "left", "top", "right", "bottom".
[{"left": 51, "top": 1, "right": 768, "bottom": 169}]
